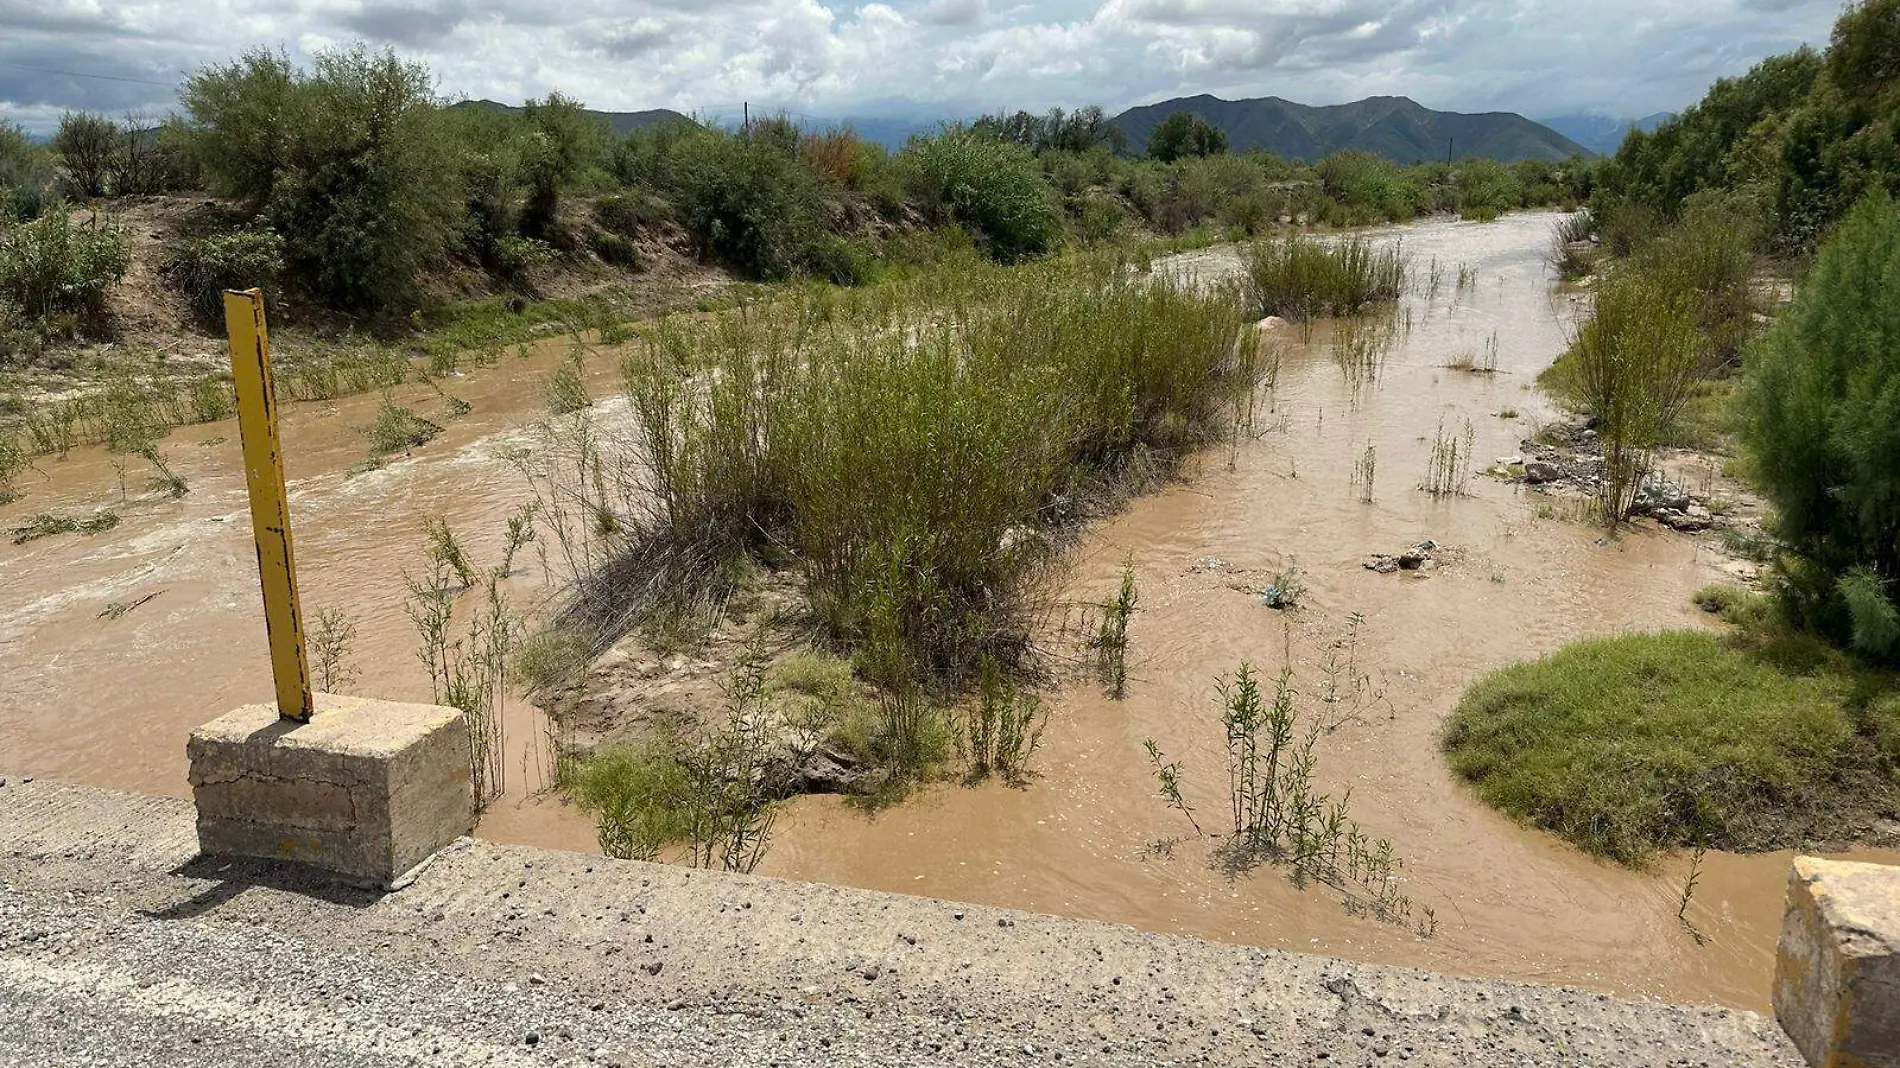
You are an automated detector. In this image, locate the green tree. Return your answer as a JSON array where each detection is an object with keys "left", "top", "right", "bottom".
[
  {"left": 520, "top": 92, "right": 605, "bottom": 239},
  {"left": 1147, "top": 111, "right": 1227, "bottom": 163},
  {"left": 0, "top": 122, "right": 55, "bottom": 219},
  {"left": 53, "top": 112, "right": 119, "bottom": 197},
  {"left": 1740, "top": 191, "right": 1900, "bottom": 655},
  {"left": 180, "top": 49, "right": 298, "bottom": 206},
  {"left": 182, "top": 46, "right": 462, "bottom": 311}
]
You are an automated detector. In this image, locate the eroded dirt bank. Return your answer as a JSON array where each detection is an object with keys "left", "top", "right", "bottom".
[{"left": 1, "top": 212, "right": 1891, "bottom": 1013}]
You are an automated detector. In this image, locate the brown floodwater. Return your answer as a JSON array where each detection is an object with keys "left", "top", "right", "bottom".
[{"left": 1, "top": 212, "right": 1890, "bottom": 1011}]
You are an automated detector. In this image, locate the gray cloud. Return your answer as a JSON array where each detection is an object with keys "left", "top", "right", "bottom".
[
  {"left": 336, "top": 0, "right": 477, "bottom": 48},
  {"left": 921, "top": 0, "right": 988, "bottom": 25},
  {"left": 0, "top": 0, "right": 1851, "bottom": 136}
]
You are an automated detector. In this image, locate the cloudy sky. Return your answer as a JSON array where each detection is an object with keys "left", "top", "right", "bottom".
[{"left": 0, "top": 0, "right": 1847, "bottom": 133}]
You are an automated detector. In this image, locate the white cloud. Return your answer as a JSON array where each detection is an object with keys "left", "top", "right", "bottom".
[{"left": 0, "top": 0, "right": 1849, "bottom": 134}]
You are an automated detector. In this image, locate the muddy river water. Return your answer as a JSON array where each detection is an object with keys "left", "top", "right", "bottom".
[{"left": 2, "top": 212, "right": 1890, "bottom": 1012}]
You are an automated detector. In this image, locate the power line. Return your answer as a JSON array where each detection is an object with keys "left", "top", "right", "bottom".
[{"left": 0, "top": 60, "right": 177, "bottom": 89}]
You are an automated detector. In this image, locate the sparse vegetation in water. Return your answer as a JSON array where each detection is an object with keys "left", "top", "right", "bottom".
[
  {"left": 308, "top": 607, "right": 361, "bottom": 693},
  {"left": 1442, "top": 628, "right": 1900, "bottom": 865},
  {"left": 1330, "top": 318, "right": 1393, "bottom": 394},
  {"left": 1448, "top": 332, "right": 1500, "bottom": 374},
  {"left": 1094, "top": 560, "right": 1139, "bottom": 699},
  {"left": 1261, "top": 559, "right": 1305, "bottom": 610},
  {"left": 10, "top": 509, "right": 120, "bottom": 544},
  {"left": 1420, "top": 417, "right": 1475, "bottom": 497},
  {"left": 499, "top": 502, "right": 538, "bottom": 576},
  {"left": 1244, "top": 234, "right": 1406, "bottom": 321},
  {"left": 423, "top": 515, "right": 479, "bottom": 588},
  {"left": 1350, "top": 443, "right": 1376, "bottom": 503},
  {"left": 1152, "top": 662, "right": 1425, "bottom": 931},
  {"left": 363, "top": 395, "right": 442, "bottom": 456},
  {"left": 135, "top": 444, "right": 187, "bottom": 498},
  {"left": 1142, "top": 737, "right": 1203, "bottom": 834},
  {"left": 544, "top": 351, "right": 591, "bottom": 416},
  {"left": 966, "top": 656, "right": 1047, "bottom": 785},
  {"left": 406, "top": 534, "right": 518, "bottom": 807}
]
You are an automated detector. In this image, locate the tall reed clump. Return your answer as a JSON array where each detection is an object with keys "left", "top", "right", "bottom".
[
  {"left": 1546, "top": 269, "right": 1704, "bottom": 521},
  {"left": 406, "top": 521, "right": 516, "bottom": 806},
  {"left": 966, "top": 656, "right": 1046, "bottom": 784},
  {"left": 1093, "top": 560, "right": 1138, "bottom": 698},
  {"left": 1244, "top": 235, "right": 1406, "bottom": 322},
  {"left": 594, "top": 257, "right": 1260, "bottom": 694},
  {"left": 1420, "top": 417, "right": 1475, "bottom": 497}
]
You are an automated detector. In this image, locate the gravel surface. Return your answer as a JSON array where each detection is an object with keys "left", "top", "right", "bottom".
[{"left": 0, "top": 777, "right": 1803, "bottom": 1067}]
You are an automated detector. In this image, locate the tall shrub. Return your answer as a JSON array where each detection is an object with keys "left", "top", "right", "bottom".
[
  {"left": 1741, "top": 191, "right": 1900, "bottom": 653},
  {"left": 182, "top": 47, "right": 461, "bottom": 311},
  {"left": 53, "top": 112, "right": 119, "bottom": 197},
  {"left": 898, "top": 129, "right": 1061, "bottom": 262}
]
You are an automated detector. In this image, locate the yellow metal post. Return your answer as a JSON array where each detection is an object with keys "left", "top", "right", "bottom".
[{"left": 224, "top": 288, "right": 313, "bottom": 722}]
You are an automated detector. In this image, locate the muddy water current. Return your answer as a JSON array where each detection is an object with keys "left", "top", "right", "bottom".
[{"left": 2, "top": 212, "right": 1890, "bottom": 1011}]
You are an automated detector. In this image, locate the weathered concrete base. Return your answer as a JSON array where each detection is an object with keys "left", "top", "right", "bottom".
[
  {"left": 186, "top": 694, "right": 472, "bottom": 887},
  {"left": 1774, "top": 856, "right": 1900, "bottom": 1068}
]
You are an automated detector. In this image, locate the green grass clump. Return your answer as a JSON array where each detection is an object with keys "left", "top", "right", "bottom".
[
  {"left": 612, "top": 256, "right": 1261, "bottom": 691},
  {"left": 1443, "top": 630, "right": 1900, "bottom": 865},
  {"left": 564, "top": 744, "right": 695, "bottom": 862},
  {"left": 1244, "top": 234, "right": 1405, "bottom": 322},
  {"left": 1693, "top": 584, "right": 1777, "bottom": 629}
]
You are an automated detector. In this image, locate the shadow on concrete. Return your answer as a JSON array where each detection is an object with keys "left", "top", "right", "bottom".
[{"left": 143, "top": 854, "right": 385, "bottom": 920}]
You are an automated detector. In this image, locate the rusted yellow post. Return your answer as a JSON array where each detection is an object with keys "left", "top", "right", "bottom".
[{"left": 224, "top": 288, "right": 313, "bottom": 722}]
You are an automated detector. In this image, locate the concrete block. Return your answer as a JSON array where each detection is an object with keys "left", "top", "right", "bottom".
[
  {"left": 187, "top": 694, "right": 473, "bottom": 887},
  {"left": 1774, "top": 856, "right": 1900, "bottom": 1068}
]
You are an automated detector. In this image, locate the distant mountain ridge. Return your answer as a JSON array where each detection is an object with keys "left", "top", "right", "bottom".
[
  {"left": 1110, "top": 94, "right": 1591, "bottom": 164},
  {"left": 449, "top": 99, "right": 690, "bottom": 137},
  {"left": 1537, "top": 113, "right": 1674, "bottom": 156}
]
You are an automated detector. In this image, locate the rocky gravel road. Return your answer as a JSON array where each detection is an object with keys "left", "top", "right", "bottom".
[{"left": 1, "top": 777, "right": 1802, "bottom": 1067}]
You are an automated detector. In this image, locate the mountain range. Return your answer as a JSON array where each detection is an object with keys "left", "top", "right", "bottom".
[
  {"left": 1537, "top": 113, "right": 1673, "bottom": 156},
  {"left": 449, "top": 99, "right": 690, "bottom": 137},
  {"left": 455, "top": 93, "right": 1607, "bottom": 165},
  {"left": 1109, "top": 95, "right": 1590, "bottom": 164}
]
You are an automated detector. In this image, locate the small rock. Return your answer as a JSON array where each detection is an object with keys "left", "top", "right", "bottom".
[
  {"left": 528, "top": 973, "right": 547, "bottom": 986},
  {"left": 524, "top": 1032, "right": 541, "bottom": 1046},
  {"left": 1523, "top": 460, "right": 1562, "bottom": 484}
]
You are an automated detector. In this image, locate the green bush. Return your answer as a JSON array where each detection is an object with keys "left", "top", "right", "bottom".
[
  {"left": 565, "top": 745, "right": 695, "bottom": 861},
  {"left": 167, "top": 229, "right": 285, "bottom": 329},
  {"left": 519, "top": 92, "right": 607, "bottom": 240},
  {"left": 0, "top": 211, "right": 130, "bottom": 330},
  {"left": 898, "top": 129, "right": 1062, "bottom": 263},
  {"left": 1740, "top": 192, "right": 1900, "bottom": 654},
  {"left": 1539, "top": 264, "right": 1705, "bottom": 519},
  {"left": 182, "top": 46, "right": 462, "bottom": 312},
  {"left": 1, "top": 122, "right": 56, "bottom": 221},
  {"left": 1443, "top": 630, "right": 1898, "bottom": 864},
  {"left": 662, "top": 127, "right": 833, "bottom": 280}
]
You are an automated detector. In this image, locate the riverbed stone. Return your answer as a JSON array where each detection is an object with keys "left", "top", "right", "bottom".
[
  {"left": 1773, "top": 856, "right": 1900, "bottom": 1067},
  {"left": 187, "top": 694, "right": 473, "bottom": 888}
]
